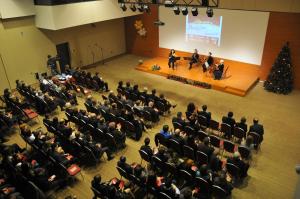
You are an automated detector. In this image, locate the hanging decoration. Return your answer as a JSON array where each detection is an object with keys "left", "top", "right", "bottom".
[{"left": 134, "top": 20, "right": 147, "bottom": 37}]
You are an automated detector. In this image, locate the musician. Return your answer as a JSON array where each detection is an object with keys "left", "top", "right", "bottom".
[
  {"left": 189, "top": 49, "right": 199, "bottom": 70},
  {"left": 168, "top": 49, "right": 176, "bottom": 70},
  {"left": 213, "top": 60, "right": 224, "bottom": 80},
  {"left": 202, "top": 52, "right": 214, "bottom": 72}
]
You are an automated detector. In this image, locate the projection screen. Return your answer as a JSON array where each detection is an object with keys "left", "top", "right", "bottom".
[{"left": 159, "top": 7, "right": 269, "bottom": 65}]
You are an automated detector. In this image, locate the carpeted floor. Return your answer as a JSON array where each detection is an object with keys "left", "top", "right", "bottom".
[{"left": 8, "top": 54, "right": 300, "bottom": 199}]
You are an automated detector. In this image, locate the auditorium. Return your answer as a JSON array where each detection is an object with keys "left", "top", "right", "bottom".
[{"left": 0, "top": 0, "right": 299, "bottom": 198}]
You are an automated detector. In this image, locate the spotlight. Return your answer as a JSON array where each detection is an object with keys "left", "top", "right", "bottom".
[
  {"left": 191, "top": 7, "right": 198, "bottom": 16},
  {"left": 206, "top": 7, "right": 213, "bottom": 17},
  {"left": 173, "top": 6, "right": 180, "bottom": 15},
  {"left": 143, "top": 4, "right": 150, "bottom": 13},
  {"left": 137, "top": 4, "right": 144, "bottom": 12},
  {"left": 181, "top": 7, "right": 188, "bottom": 16},
  {"left": 130, "top": 4, "right": 137, "bottom": 12},
  {"left": 120, "top": 3, "right": 127, "bottom": 11},
  {"left": 165, "top": 0, "right": 175, "bottom": 7}
]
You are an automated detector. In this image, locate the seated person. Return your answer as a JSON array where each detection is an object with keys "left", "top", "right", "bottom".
[
  {"left": 160, "top": 178, "right": 180, "bottom": 198},
  {"left": 213, "top": 60, "right": 224, "bottom": 80},
  {"left": 189, "top": 49, "right": 199, "bottom": 70},
  {"left": 241, "top": 135, "right": 255, "bottom": 154},
  {"left": 236, "top": 117, "right": 248, "bottom": 134},
  {"left": 222, "top": 111, "right": 236, "bottom": 138},
  {"left": 172, "top": 111, "right": 187, "bottom": 127},
  {"left": 197, "top": 137, "right": 214, "bottom": 160},
  {"left": 160, "top": 125, "right": 172, "bottom": 139},
  {"left": 140, "top": 137, "right": 153, "bottom": 157},
  {"left": 186, "top": 102, "right": 196, "bottom": 121},
  {"left": 213, "top": 172, "right": 233, "bottom": 196},
  {"left": 85, "top": 95, "right": 95, "bottom": 107},
  {"left": 85, "top": 134, "right": 114, "bottom": 161},
  {"left": 91, "top": 174, "right": 109, "bottom": 196},
  {"left": 93, "top": 72, "right": 109, "bottom": 92},
  {"left": 117, "top": 156, "right": 133, "bottom": 174},
  {"left": 108, "top": 122, "right": 126, "bottom": 147},
  {"left": 154, "top": 147, "right": 169, "bottom": 163},
  {"left": 171, "top": 129, "right": 186, "bottom": 146},
  {"left": 227, "top": 152, "right": 249, "bottom": 178},
  {"left": 157, "top": 94, "right": 176, "bottom": 112},
  {"left": 144, "top": 101, "right": 160, "bottom": 122},
  {"left": 249, "top": 118, "right": 264, "bottom": 142},
  {"left": 198, "top": 105, "right": 211, "bottom": 126},
  {"left": 202, "top": 52, "right": 213, "bottom": 72}
]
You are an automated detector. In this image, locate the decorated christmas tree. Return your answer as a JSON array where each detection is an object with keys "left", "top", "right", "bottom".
[{"left": 264, "top": 42, "right": 293, "bottom": 94}]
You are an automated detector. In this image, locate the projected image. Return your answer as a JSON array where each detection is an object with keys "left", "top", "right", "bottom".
[{"left": 186, "top": 15, "right": 223, "bottom": 46}]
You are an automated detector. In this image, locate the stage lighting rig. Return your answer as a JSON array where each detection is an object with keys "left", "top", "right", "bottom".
[{"left": 118, "top": 0, "right": 219, "bottom": 16}]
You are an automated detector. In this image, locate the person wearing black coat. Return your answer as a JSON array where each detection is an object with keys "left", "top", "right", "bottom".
[
  {"left": 249, "top": 118, "right": 264, "bottom": 142},
  {"left": 140, "top": 137, "right": 153, "bottom": 157},
  {"left": 222, "top": 111, "right": 236, "bottom": 138},
  {"left": 117, "top": 156, "right": 133, "bottom": 174},
  {"left": 189, "top": 49, "right": 200, "bottom": 70}
]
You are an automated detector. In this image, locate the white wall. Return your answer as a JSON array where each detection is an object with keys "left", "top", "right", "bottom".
[
  {"left": 159, "top": 7, "right": 269, "bottom": 65},
  {"left": 35, "top": 0, "right": 140, "bottom": 30},
  {"left": 0, "top": 0, "right": 35, "bottom": 19}
]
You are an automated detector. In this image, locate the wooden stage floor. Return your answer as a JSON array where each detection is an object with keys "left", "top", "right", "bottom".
[{"left": 136, "top": 57, "right": 260, "bottom": 96}]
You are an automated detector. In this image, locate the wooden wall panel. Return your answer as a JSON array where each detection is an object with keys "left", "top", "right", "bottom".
[
  {"left": 260, "top": 12, "right": 300, "bottom": 89},
  {"left": 125, "top": 5, "right": 159, "bottom": 57}
]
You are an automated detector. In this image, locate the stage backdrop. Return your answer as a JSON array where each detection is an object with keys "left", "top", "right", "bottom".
[{"left": 159, "top": 7, "right": 269, "bottom": 65}]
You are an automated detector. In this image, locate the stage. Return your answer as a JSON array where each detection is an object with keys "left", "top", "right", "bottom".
[{"left": 135, "top": 57, "right": 260, "bottom": 96}]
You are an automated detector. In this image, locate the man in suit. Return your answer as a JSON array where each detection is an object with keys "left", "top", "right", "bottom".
[
  {"left": 249, "top": 118, "right": 264, "bottom": 142},
  {"left": 172, "top": 112, "right": 187, "bottom": 127},
  {"left": 236, "top": 117, "right": 248, "bottom": 134},
  {"left": 198, "top": 105, "right": 211, "bottom": 126},
  {"left": 197, "top": 137, "right": 214, "bottom": 160},
  {"left": 227, "top": 152, "right": 249, "bottom": 178},
  {"left": 202, "top": 52, "right": 214, "bottom": 72},
  {"left": 222, "top": 111, "right": 236, "bottom": 138},
  {"left": 93, "top": 72, "right": 109, "bottom": 92},
  {"left": 144, "top": 101, "right": 160, "bottom": 122},
  {"left": 140, "top": 137, "right": 153, "bottom": 157},
  {"left": 171, "top": 129, "right": 185, "bottom": 146},
  {"left": 189, "top": 49, "right": 199, "bottom": 70},
  {"left": 117, "top": 156, "right": 133, "bottom": 174},
  {"left": 91, "top": 174, "right": 109, "bottom": 197}
]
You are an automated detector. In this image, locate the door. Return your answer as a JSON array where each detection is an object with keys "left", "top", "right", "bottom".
[
  {"left": 0, "top": 54, "right": 11, "bottom": 94},
  {"left": 56, "top": 42, "right": 71, "bottom": 73}
]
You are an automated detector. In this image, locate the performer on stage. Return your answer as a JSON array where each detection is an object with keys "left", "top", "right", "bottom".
[
  {"left": 213, "top": 60, "right": 224, "bottom": 80},
  {"left": 189, "top": 49, "right": 199, "bottom": 70},
  {"left": 168, "top": 49, "right": 176, "bottom": 70},
  {"left": 202, "top": 52, "right": 214, "bottom": 72}
]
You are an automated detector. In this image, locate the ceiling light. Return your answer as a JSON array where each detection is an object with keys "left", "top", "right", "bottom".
[
  {"left": 206, "top": 7, "right": 213, "bottom": 17},
  {"left": 130, "top": 4, "right": 136, "bottom": 12},
  {"left": 181, "top": 7, "right": 188, "bottom": 16},
  {"left": 120, "top": 3, "right": 127, "bottom": 11},
  {"left": 143, "top": 5, "right": 150, "bottom": 13},
  {"left": 173, "top": 6, "right": 180, "bottom": 15},
  {"left": 191, "top": 7, "right": 198, "bottom": 16},
  {"left": 137, "top": 4, "right": 144, "bottom": 12}
]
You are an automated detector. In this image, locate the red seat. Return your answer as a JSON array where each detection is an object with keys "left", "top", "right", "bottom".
[{"left": 67, "top": 164, "right": 81, "bottom": 176}]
